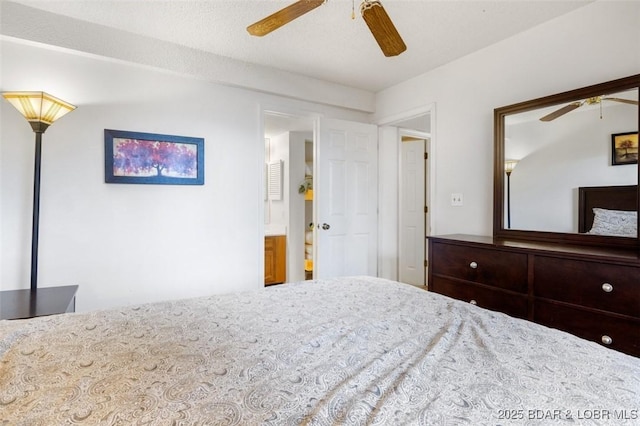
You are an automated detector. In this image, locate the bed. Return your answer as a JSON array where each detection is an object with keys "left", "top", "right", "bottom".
[
  {"left": 578, "top": 185, "right": 638, "bottom": 236},
  {"left": 1, "top": 276, "right": 639, "bottom": 425}
]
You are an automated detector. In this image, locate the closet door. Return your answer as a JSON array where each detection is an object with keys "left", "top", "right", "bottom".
[{"left": 399, "top": 136, "right": 426, "bottom": 286}]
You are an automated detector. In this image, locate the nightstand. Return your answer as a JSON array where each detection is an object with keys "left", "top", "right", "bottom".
[{"left": 0, "top": 285, "right": 78, "bottom": 320}]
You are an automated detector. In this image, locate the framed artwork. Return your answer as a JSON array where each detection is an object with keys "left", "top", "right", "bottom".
[
  {"left": 105, "top": 129, "right": 204, "bottom": 185},
  {"left": 611, "top": 131, "right": 638, "bottom": 166}
]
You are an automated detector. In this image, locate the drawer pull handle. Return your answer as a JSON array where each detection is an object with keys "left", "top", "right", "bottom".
[
  {"left": 469, "top": 261, "right": 478, "bottom": 269},
  {"left": 601, "top": 335, "right": 613, "bottom": 345},
  {"left": 601, "top": 283, "right": 613, "bottom": 293},
  {"left": 469, "top": 299, "right": 477, "bottom": 305}
]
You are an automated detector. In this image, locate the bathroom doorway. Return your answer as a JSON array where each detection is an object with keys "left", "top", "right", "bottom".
[{"left": 263, "top": 111, "right": 315, "bottom": 284}]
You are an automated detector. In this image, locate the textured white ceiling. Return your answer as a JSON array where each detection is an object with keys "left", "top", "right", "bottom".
[{"left": 12, "top": 0, "right": 593, "bottom": 93}]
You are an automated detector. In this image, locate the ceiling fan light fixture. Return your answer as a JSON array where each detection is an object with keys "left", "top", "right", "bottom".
[
  {"left": 360, "top": 0, "right": 406, "bottom": 57},
  {"left": 585, "top": 96, "right": 602, "bottom": 105},
  {"left": 247, "top": 0, "right": 406, "bottom": 57},
  {"left": 540, "top": 93, "right": 639, "bottom": 122}
]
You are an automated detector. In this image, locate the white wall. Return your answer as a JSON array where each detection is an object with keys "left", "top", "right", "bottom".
[
  {"left": 374, "top": 1, "right": 640, "bottom": 238},
  {"left": 377, "top": 126, "right": 399, "bottom": 280},
  {"left": 0, "top": 39, "right": 369, "bottom": 311}
]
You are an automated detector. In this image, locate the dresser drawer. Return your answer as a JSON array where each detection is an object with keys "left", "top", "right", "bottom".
[
  {"left": 534, "top": 256, "right": 640, "bottom": 318},
  {"left": 534, "top": 300, "right": 640, "bottom": 357},
  {"left": 431, "top": 242, "right": 527, "bottom": 293},
  {"left": 431, "top": 276, "right": 528, "bottom": 319}
]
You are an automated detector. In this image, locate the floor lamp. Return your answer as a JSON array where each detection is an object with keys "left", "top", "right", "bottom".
[
  {"left": 2, "top": 92, "right": 76, "bottom": 291},
  {"left": 504, "top": 159, "right": 519, "bottom": 229}
]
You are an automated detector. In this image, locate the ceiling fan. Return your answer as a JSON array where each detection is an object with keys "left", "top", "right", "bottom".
[
  {"left": 247, "top": 0, "right": 406, "bottom": 57},
  {"left": 540, "top": 95, "right": 639, "bottom": 121}
]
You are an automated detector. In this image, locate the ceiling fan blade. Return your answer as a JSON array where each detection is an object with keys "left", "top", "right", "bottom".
[
  {"left": 361, "top": 0, "right": 406, "bottom": 57},
  {"left": 539, "top": 102, "right": 582, "bottom": 122},
  {"left": 247, "top": 0, "right": 325, "bottom": 37},
  {"left": 603, "top": 97, "right": 639, "bottom": 105}
]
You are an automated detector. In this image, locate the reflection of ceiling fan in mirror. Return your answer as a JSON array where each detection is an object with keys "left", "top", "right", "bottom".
[
  {"left": 246, "top": 0, "right": 406, "bottom": 57},
  {"left": 540, "top": 95, "right": 639, "bottom": 121}
]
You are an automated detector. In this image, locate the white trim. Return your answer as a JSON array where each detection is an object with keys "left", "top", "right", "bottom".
[
  {"left": 255, "top": 103, "right": 267, "bottom": 287},
  {"left": 399, "top": 128, "right": 430, "bottom": 138},
  {"left": 377, "top": 104, "right": 433, "bottom": 128}
]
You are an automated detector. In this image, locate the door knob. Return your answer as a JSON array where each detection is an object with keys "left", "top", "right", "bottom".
[{"left": 321, "top": 223, "right": 330, "bottom": 230}]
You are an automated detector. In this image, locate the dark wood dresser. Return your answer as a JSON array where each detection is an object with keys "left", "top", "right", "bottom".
[{"left": 428, "top": 234, "right": 640, "bottom": 357}]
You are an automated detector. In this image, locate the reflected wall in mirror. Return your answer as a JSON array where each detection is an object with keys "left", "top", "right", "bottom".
[{"left": 494, "top": 75, "right": 640, "bottom": 249}]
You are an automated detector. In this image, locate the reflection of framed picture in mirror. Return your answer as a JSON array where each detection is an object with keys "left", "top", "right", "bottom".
[{"left": 611, "top": 131, "right": 638, "bottom": 165}]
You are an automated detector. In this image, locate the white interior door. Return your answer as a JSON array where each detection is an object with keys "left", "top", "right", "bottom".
[
  {"left": 315, "top": 118, "right": 378, "bottom": 279},
  {"left": 399, "top": 137, "right": 426, "bottom": 286}
]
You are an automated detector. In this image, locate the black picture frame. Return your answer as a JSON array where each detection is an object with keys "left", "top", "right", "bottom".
[
  {"left": 611, "top": 131, "right": 638, "bottom": 166},
  {"left": 105, "top": 129, "right": 204, "bottom": 185}
]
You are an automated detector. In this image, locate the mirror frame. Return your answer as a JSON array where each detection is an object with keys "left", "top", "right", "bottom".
[{"left": 493, "top": 74, "right": 640, "bottom": 250}]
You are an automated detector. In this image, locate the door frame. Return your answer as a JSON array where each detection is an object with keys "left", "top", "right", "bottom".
[
  {"left": 260, "top": 105, "right": 320, "bottom": 285},
  {"left": 376, "top": 104, "right": 436, "bottom": 281},
  {"left": 260, "top": 105, "right": 379, "bottom": 282},
  {"left": 398, "top": 129, "right": 430, "bottom": 286}
]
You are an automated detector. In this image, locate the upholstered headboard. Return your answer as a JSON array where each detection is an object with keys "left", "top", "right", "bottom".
[{"left": 578, "top": 185, "right": 638, "bottom": 233}]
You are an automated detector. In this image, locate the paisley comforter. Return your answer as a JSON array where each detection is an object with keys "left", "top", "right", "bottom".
[{"left": 1, "top": 276, "right": 638, "bottom": 425}]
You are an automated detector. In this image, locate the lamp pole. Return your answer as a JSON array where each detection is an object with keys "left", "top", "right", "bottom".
[
  {"left": 504, "top": 160, "right": 518, "bottom": 230},
  {"left": 30, "top": 129, "right": 45, "bottom": 291},
  {"left": 506, "top": 169, "right": 512, "bottom": 229}
]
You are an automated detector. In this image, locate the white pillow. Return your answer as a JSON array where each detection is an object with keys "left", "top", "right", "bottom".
[{"left": 588, "top": 208, "right": 637, "bottom": 237}]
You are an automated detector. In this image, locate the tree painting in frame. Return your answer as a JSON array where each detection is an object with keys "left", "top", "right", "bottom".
[
  {"left": 611, "top": 132, "right": 638, "bottom": 166},
  {"left": 105, "top": 129, "right": 204, "bottom": 185}
]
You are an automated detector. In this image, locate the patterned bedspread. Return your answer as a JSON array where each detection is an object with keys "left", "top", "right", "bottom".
[{"left": 1, "top": 276, "right": 638, "bottom": 425}]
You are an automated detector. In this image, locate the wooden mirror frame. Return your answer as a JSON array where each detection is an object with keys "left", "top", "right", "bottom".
[{"left": 493, "top": 74, "right": 640, "bottom": 250}]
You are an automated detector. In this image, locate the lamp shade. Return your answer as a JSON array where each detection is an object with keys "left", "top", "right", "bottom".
[
  {"left": 2, "top": 91, "right": 76, "bottom": 132},
  {"left": 505, "top": 159, "right": 519, "bottom": 174}
]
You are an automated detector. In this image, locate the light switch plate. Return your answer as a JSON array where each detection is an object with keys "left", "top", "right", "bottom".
[{"left": 451, "top": 193, "right": 463, "bottom": 206}]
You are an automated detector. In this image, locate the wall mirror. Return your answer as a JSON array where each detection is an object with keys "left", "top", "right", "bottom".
[{"left": 494, "top": 75, "right": 639, "bottom": 249}]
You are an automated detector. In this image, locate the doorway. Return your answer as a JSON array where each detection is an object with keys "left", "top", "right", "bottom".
[
  {"left": 262, "top": 111, "right": 379, "bottom": 284},
  {"left": 378, "top": 110, "right": 433, "bottom": 287},
  {"left": 263, "top": 111, "right": 315, "bottom": 285}
]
